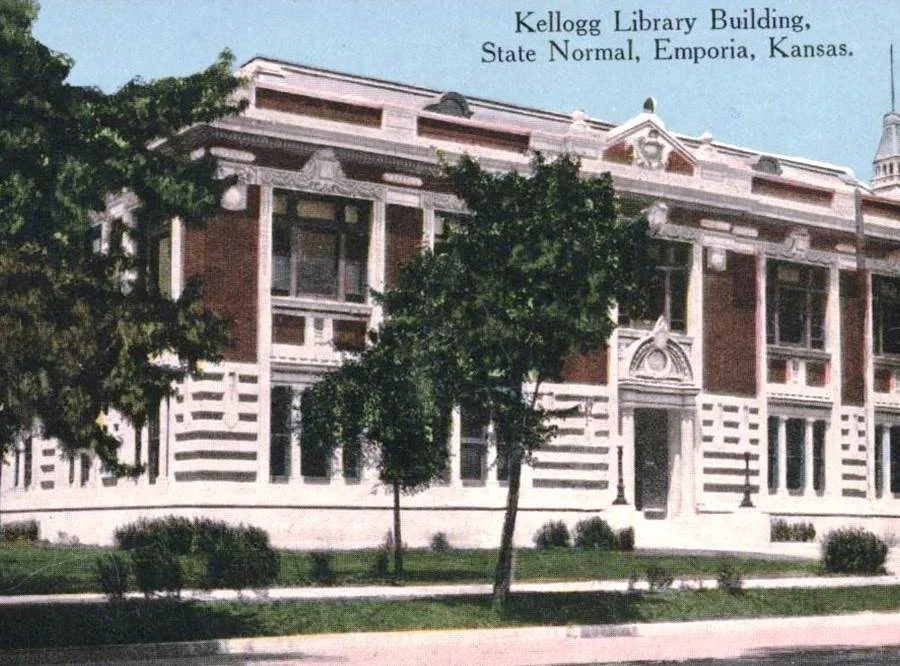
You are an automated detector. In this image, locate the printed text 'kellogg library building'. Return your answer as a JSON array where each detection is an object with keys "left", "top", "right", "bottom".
[{"left": 5, "top": 56, "right": 900, "bottom": 551}]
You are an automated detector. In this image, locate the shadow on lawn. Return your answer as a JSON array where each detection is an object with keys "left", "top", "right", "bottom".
[
  {"left": 0, "top": 599, "right": 264, "bottom": 651},
  {"left": 500, "top": 591, "right": 650, "bottom": 626}
]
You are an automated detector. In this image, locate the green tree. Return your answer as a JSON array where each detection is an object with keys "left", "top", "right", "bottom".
[
  {"left": 301, "top": 325, "right": 451, "bottom": 580},
  {"left": 0, "top": 0, "right": 241, "bottom": 473},
  {"left": 384, "top": 153, "right": 648, "bottom": 605}
]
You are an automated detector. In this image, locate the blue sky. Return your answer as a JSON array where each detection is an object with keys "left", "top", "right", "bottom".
[{"left": 33, "top": 0, "right": 899, "bottom": 181}]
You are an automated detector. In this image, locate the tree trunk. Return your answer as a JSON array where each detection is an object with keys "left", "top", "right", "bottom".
[
  {"left": 492, "top": 445, "right": 523, "bottom": 608},
  {"left": 393, "top": 479, "right": 403, "bottom": 582}
]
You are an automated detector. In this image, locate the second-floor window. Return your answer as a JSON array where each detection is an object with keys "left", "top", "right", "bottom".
[
  {"left": 620, "top": 239, "right": 690, "bottom": 332},
  {"left": 874, "top": 275, "right": 900, "bottom": 355},
  {"left": 766, "top": 261, "right": 826, "bottom": 350},
  {"left": 272, "top": 190, "right": 370, "bottom": 302}
]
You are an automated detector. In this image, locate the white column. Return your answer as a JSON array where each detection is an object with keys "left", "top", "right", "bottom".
[
  {"left": 170, "top": 216, "right": 185, "bottom": 299},
  {"left": 257, "top": 185, "right": 273, "bottom": 485},
  {"left": 368, "top": 198, "right": 386, "bottom": 330},
  {"left": 449, "top": 407, "right": 461, "bottom": 486},
  {"left": 680, "top": 411, "right": 696, "bottom": 516},
  {"left": 688, "top": 243, "right": 703, "bottom": 376},
  {"left": 290, "top": 390, "right": 302, "bottom": 481},
  {"left": 333, "top": 446, "right": 343, "bottom": 483},
  {"left": 620, "top": 406, "right": 635, "bottom": 506},
  {"left": 667, "top": 412, "right": 681, "bottom": 514},
  {"left": 777, "top": 416, "right": 788, "bottom": 495},
  {"left": 827, "top": 265, "right": 841, "bottom": 397},
  {"left": 882, "top": 425, "right": 891, "bottom": 499},
  {"left": 423, "top": 207, "right": 436, "bottom": 250},
  {"left": 865, "top": 272, "right": 877, "bottom": 502},
  {"left": 825, "top": 420, "right": 837, "bottom": 497},
  {"left": 756, "top": 253, "right": 768, "bottom": 395},
  {"left": 804, "top": 418, "right": 815, "bottom": 495},
  {"left": 827, "top": 265, "right": 841, "bottom": 499}
]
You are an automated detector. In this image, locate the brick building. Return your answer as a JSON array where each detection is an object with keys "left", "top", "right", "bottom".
[{"left": 4, "top": 57, "right": 900, "bottom": 550}]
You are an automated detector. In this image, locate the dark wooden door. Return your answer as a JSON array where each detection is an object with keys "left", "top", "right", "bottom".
[{"left": 634, "top": 409, "right": 669, "bottom": 514}]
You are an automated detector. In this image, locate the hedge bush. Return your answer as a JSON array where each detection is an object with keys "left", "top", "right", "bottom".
[
  {"left": 615, "top": 527, "right": 635, "bottom": 551},
  {"left": 113, "top": 516, "right": 279, "bottom": 595},
  {"left": 1, "top": 519, "right": 39, "bottom": 542},
  {"left": 203, "top": 524, "right": 279, "bottom": 590},
  {"left": 822, "top": 527, "right": 888, "bottom": 574},
  {"left": 533, "top": 520, "right": 570, "bottom": 549},
  {"left": 430, "top": 531, "right": 452, "bottom": 553},
  {"left": 131, "top": 537, "right": 184, "bottom": 597},
  {"left": 96, "top": 553, "right": 131, "bottom": 602},
  {"left": 573, "top": 517, "right": 616, "bottom": 550},
  {"left": 309, "top": 551, "right": 337, "bottom": 585},
  {"left": 771, "top": 519, "right": 816, "bottom": 543}
]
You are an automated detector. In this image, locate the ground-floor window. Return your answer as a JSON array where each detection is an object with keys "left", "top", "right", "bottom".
[
  {"left": 342, "top": 441, "right": 362, "bottom": 480},
  {"left": 785, "top": 418, "right": 805, "bottom": 491},
  {"left": 80, "top": 453, "right": 91, "bottom": 486},
  {"left": 767, "top": 415, "right": 826, "bottom": 494},
  {"left": 270, "top": 386, "right": 293, "bottom": 480},
  {"left": 460, "top": 407, "right": 488, "bottom": 482},
  {"left": 875, "top": 424, "right": 900, "bottom": 496},
  {"left": 148, "top": 401, "right": 161, "bottom": 484}
]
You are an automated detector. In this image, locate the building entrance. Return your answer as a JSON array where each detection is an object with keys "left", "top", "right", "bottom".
[{"left": 634, "top": 408, "right": 670, "bottom": 515}]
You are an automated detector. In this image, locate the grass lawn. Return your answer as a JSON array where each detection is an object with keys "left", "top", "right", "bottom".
[
  {"left": 0, "top": 542, "right": 821, "bottom": 596},
  {"left": 2, "top": 586, "right": 900, "bottom": 650}
]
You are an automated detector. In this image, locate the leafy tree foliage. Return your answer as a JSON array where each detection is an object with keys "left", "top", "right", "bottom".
[
  {"left": 383, "top": 153, "right": 648, "bottom": 605},
  {"left": 0, "top": 0, "right": 241, "bottom": 471},
  {"left": 301, "top": 325, "right": 451, "bottom": 579}
]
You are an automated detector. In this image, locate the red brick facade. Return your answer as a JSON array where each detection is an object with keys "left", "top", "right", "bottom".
[
  {"left": 703, "top": 251, "right": 757, "bottom": 396},
  {"left": 184, "top": 185, "right": 260, "bottom": 363}
]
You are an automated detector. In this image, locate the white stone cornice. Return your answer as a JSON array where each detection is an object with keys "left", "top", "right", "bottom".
[{"left": 421, "top": 191, "right": 466, "bottom": 212}]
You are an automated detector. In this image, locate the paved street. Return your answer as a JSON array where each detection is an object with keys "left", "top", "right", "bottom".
[{"left": 5, "top": 612, "right": 900, "bottom": 665}]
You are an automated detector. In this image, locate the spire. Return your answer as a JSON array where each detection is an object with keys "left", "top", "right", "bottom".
[{"left": 872, "top": 44, "right": 900, "bottom": 197}]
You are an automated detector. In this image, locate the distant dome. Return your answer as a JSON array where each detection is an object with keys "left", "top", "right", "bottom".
[{"left": 875, "top": 111, "right": 900, "bottom": 161}]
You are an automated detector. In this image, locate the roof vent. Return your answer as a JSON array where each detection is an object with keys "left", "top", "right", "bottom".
[
  {"left": 754, "top": 155, "right": 783, "bottom": 176},
  {"left": 424, "top": 92, "right": 473, "bottom": 118}
]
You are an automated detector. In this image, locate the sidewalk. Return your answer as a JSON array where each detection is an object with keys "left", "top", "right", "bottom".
[
  {"left": 2, "top": 571, "right": 900, "bottom": 606},
  {"left": 3, "top": 610, "right": 900, "bottom": 665}
]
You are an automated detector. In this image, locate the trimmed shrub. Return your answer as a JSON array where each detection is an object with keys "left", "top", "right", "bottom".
[
  {"left": 533, "top": 521, "right": 570, "bottom": 549},
  {"left": 717, "top": 566, "right": 743, "bottom": 594},
  {"left": 114, "top": 516, "right": 193, "bottom": 554},
  {"left": 614, "top": 527, "right": 635, "bottom": 551},
  {"left": 646, "top": 565, "right": 674, "bottom": 592},
  {"left": 822, "top": 527, "right": 888, "bottom": 574},
  {"left": 114, "top": 516, "right": 278, "bottom": 594},
  {"left": 1, "top": 520, "right": 39, "bottom": 542},
  {"left": 132, "top": 538, "right": 184, "bottom": 598},
  {"left": 201, "top": 524, "right": 279, "bottom": 591},
  {"left": 309, "top": 551, "right": 336, "bottom": 585},
  {"left": 573, "top": 517, "right": 616, "bottom": 550},
  {"left": 430, "top": 532, "right": 452, "bottom": 553},
  {"left": 96, "top": 553, "right": 131, "bottom": 602},
  {"left": 370, "top": 549, "right": 391, "bottom": 579},
  {"left": 771, "top": 519, "right": 816, "bottom": 543}
]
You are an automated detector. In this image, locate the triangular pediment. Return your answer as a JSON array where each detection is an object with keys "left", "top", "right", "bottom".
[{"left": 602, "top": 111, "right": 696, "bottom": 175}]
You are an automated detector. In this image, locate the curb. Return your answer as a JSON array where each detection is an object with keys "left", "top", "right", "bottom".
[{"left": 5, "top": 610, "right": 900, "bottom": 665}]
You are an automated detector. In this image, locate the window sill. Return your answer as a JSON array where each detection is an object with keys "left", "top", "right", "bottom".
[
  {"left": 302, "top": 476, "right": 332, "bottom": 485},
  {"left": 767, "top": 345, "right": 830, "bottom": 362},
  {"left": 461, "top": 479, "right": 486, "bottom": 487},
  {"left": 874, "top": 354, "right": 900, "bottom": 370},
  {"left": 272, "top": 296, "right": 372, "bottom": 318}
]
